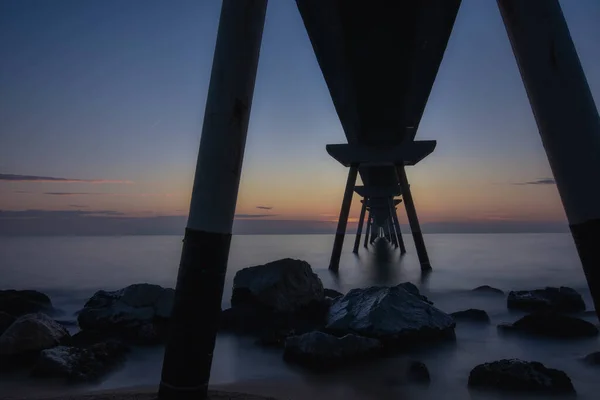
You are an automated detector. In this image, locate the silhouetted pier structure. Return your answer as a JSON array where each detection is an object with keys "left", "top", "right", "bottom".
[{"left": 159, "top": 1, "right": 600, "bottom": 399}]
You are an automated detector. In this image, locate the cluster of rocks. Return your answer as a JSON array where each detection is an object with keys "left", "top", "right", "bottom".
[
  {"left": 2, "top": 262, "right": 599, "bottom": 395},
  {"left": 220, "top": 258, "right": 456, "bottom": 369}
]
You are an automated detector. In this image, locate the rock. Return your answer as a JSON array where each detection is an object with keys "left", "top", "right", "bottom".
[
  {"left": 0, "top": 313, "right": 69, "bottom": 359},
  {"left": 583, "top": 351, "right": 600, "bottom": 366},
  {"left": 451, "top": 309, "right": 490, "bottom": 323},
  {"left": 231, "top": 259, "right": 324, "bottom": 313},
  {"left": 0, "top": 312, "right": 15, "bottom": 335},
  {"left": 473, "top": 285, "right": 504, "bottom": 295},
  {"left": 77, "top": 284, "right": 174, "bottom": 344},
  {"left": 468, "top": 359, "right": 575, "bottom": 393},
  {"left": 507, "top": 287, "right": 585, "bottom": 313},
  {"left": 31, "top": 340, "right": 129, "bottom": 382},
  {"left": 0, "top": 290, "right": 52, "bottom": 317},
  {"left": 283, "top": 331, "right": 381, "bottom": 369},
  {"left": 326, "top": 285, "right": 455, "bottom": 348},
  {"left": 324, "top": 288, "right": 343, "bottom": 300},
  {"left": 69, "top": 330, "right": 123, "bottom": 348},
  {"left": 499, "top": 312, "right": 598, "bottom": 338},
  {"left": 397, "top": 282, "right": 432, "bottom": 304},
  {"left": 407, "top": 361, "right": 430, "bottom": 383}
]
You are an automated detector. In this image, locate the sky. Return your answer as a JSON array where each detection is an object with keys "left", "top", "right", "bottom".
[{"left": 1, "top": 0, "right": 600, "bottom": 235}]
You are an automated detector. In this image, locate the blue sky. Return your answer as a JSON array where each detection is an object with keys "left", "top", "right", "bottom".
[{"left": 1, "top": 0, "right": 599, "bottom": 234}]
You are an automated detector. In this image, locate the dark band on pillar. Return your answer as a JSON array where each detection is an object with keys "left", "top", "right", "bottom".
[
  {"left": 570, "top": 218, "right": 600, "bottom": 321},
  {"left": 159, "top": 228, "right": 231, "bottom": 399}
]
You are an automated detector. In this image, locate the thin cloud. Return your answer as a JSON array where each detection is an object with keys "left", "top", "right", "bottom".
[
  {"left": 0, "top": 173, "right": 132, "bottom": 184},
  {"left": 43, "top": 192, "right": 173, "bottom": 197},
  {"left": 0, "top": 209, "right": 125, "bottom": 219},
  {"left": 513, "top": 178, "right": 556, "bottom": 186},
  {"left": 234, "top": 214, "right": 278, "bottom": 219},
  {"left": 256, "top": 206, "right": 273, "bottom": 210}
]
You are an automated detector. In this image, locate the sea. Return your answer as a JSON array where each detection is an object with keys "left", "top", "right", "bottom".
[{"left": 0, "top": 233, "right": 599, "bottom": 399}]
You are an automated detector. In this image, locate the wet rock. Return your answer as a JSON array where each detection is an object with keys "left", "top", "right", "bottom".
[
  {"left": 499, "top": 312, "right": 598, "bottom": 338},
  {"left": 507, "top": 287, "right": 585, "bottom": 313},
  {"left": 0, "top": 312, "right": 15, "bottom": 335},
  {"left": 77, "top": 284, "right": 174, "bottom": 344},
  {"left": 473, "top": 285, "right": 504, "bottom": 295},
  {"left": 583, "top": 351, "right": 600, "bottom": 366},
  {"left": 407, "top": 361, "right": 430, "bottom": 383},
  {"left": 468, "top": 359, "right": 575, "bottom": 393},
  {"left": 324, "top": 288, "right": 343, "bottom": 300},
  {"left": 326, "top": 285, "right": 455, "bottom": 348},
  {"left": 451, "top": 309, "right": 490, "bottom": 323},
  {"left": 232, "top": 259, "right": 324, "bottom": 313},
  {"left": 31, "top": 340, "right": 129, "bottom": 382},
  {"left": 0, "top": 290, "right": 53, "bottom": 317},
  {"left": 283, "top": 331, "right": 381, "bottom": 370},
  {"left": 0, "top": 313, "right": 70, "bottom": 364},
  {"left": 397, "top": 282, "right": 433, "bottom": 304}
]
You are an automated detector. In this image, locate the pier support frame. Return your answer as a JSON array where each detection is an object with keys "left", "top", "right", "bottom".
[
  {"left": 498, "top": 0, "right": 600, "bottom": 322},
  {"left": 364, "top": 209, "right": 372, "bottom": 248},
  {"left": 390, "top": 199, "right": 406, "bottom": 254},
  {"left": 158, "top": 1, "right": 267, "bottom": 399},
  {"left": 396, "top": 165, "right": 431, "bottom": 271},
  {"left": 329, "top": 164, "right": 359, "bottom": 271},
  {"left": 353, "top": 200, "right": 367, "bottom": 253}
]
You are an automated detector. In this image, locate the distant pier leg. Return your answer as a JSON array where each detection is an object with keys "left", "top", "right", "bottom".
[
  {"left": 396, "top": 166, "right": 431, "bottom": 271},
  {"left": 353, "top": 200, "right": 367, "bottom": 254},
  {"left": 329, "top": 164, "right": 359, "bottom": 271},
  {"left": 391, "top": 200, "right": 406, "bottom": 254},
  {"left": 498, "top": 0, "right": 600, "bottom": 322},
  {"left": 158, "top": 1, "right": 266, "bottom": 399},
  {"left": 364, "top": 209, "right": 372, "bottom": 248}
]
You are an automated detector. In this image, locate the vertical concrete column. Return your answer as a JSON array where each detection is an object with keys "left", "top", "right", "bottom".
[
  {"left": 396, "top": 165, "right": 431, "bottom": 271},
  {"left": 353, "top": 200, "right": 367, "bottom": 254},
  {"left": 159, "top": 1, "right": 267, "bottom": 399},
  {"left": 498, "top": 0, "right": 600, "bottom": 321},
  {"left": 364, "top": 208, "right": 372, "bottom": 248},
  {"left": 329, "top": 164, "right": 359, "bottom": 271},
  {"left": 390, "top": 200, "right": 406, "bottom": 254}
]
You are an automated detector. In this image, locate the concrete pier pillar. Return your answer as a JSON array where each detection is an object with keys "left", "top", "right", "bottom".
[
  {"left": 159, "top": 1, "right": 267, "bottom": 399},
  {"left": 364, "top": 209, "right": 372, "bottom": 248},
  {"left": 353, "top": 200, "right": 367, "bottom": 253},
  {"left": 498, "top": 0, "right": 600, "bottom": 322},
  {"left": 390, "top": 200, "right": 406, "bottom": 254},
  {"left": 329, "top": 164, "right": 359, "bottom": 271},
  {"left": 396, "top": 165, "right": 431, "bottom": 271}
]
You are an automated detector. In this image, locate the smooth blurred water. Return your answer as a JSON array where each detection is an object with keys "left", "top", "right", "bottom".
[{"left": 1, "top": 234, "right": 599, "bottom": 399}]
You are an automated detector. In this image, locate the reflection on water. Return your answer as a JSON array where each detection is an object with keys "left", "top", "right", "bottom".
[{"left": 0, "top": 234, "right": 599, "bottom": 399}]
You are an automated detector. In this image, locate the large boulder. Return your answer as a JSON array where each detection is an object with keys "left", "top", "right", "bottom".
[
  {"left": 77, "top": 284, "right": 174, "bottom": 344},
  {"left": 468, "top": 359, "right": 575, "bottom": 393},
  {"left": 231, "top": 259, "right": 325, "bottom": 313},
  {"left": 498, "top": 312, "right": 598, "bottom": 338},
  {"left": 507, "top": 287, "right": 585, "bottom": 313},
  {"left": 326, "top": 284, "right": 455, "bottom": 348},
  {"left": 0, "top": 312, "right": 15, "bottom": 336},
  {"left": 0, "top": 290, "right": 53, "bottom": 317},
  {"left": 583, "top": 351, "right": 600, "bottom": 366},
  {"left": 0, "top": 313, "right": 69, "bottom": 357},
  {"left": 451, "top": 309, "right": 490, "bottom": 323},
  {"left": 31, "top": 340, "right": 129, "bottom": 382},
  {"left": 283, "top": 331, "right": 381, "bottom": 370}
]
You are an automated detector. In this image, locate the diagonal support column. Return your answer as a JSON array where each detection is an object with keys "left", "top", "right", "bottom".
[
  {"left": 390, "top": 199, "right": 407, "bottom": 254},
  {"left": 364, "top": 208, "right": 372, "bottom": 248},
  {"left": 498, "top": 0, "right": 600, "bottom": 322},
  {"left": 159, "top": 1, "right": 267, "bottom": 399},
  {"left": 396, "top": 165, "right": 431, "bottom": 271},
  {"left": 329, "top": 164, "right": 359, "bottom": 271},
  {"left": 353, "top": 199, "right": 367, "bottom": 253}
]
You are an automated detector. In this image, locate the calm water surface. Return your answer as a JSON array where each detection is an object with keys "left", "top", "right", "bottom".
[{"left": 0, "top": 234, "right": 598, "bottom": 399}]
